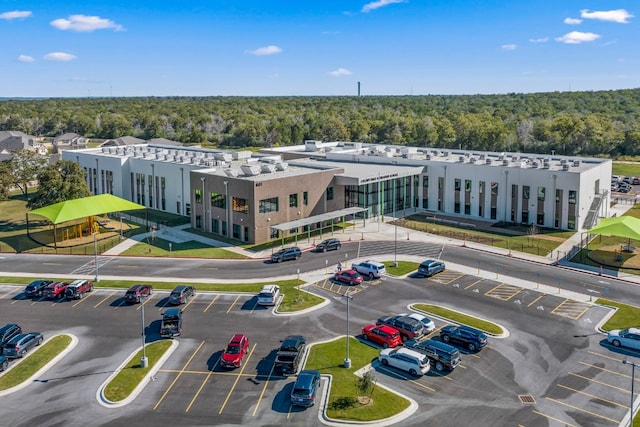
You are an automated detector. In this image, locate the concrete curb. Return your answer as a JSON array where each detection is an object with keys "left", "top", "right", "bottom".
[
  {"left": 0, "top": 333, "right": 78, "bottom": 396},
  {"left": 408, "top": 304, "right": 510, "bottom": 338},
  {"left": 97, "top": 338, "right": 179, "bottom": 408}
]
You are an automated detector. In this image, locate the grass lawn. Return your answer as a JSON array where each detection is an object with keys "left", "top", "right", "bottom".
[
  {"left": 612, "top": 161, "right": 640, "bottom": 177},
  {"left": 383, "top": 261, "right": 419, "bottom": 276},
  {"left": 103, "top": 340, "right": 173, "bottom": 402},
  {"left": 412, "top": 304, "right": 504, "bottom": 335},
  {"left": 0, "top": 334, "right": 72, "bottom": 390},
  {"left": 120, "top": 237, "right": 247, "bottom": 259},
  {"left": 596, "top": 299, "right": 640, "bottom": 331},
  {"left": 305, "top": 337, "right": 410, "bottom": 421}
]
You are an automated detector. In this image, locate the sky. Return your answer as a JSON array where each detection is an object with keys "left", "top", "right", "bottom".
[{"left": 0, "top": 1, "right": 638, "bottom": 97}]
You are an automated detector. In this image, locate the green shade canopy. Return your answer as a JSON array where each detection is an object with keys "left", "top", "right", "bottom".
[
  {"left": 30, "top": 194, "right": 145, "bottom": 224},
  {"left": 588, "top": 215, "right": 640, "bottom": 241}
]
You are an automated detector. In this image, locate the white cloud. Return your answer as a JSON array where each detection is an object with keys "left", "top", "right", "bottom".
[
  {"left": 501, "top": 44, "right": 517, "bottom": 51},
  {"left": 529, "top": 37, "right": 549, "bottom": 43},
  {"left": 563, "top": 17, "right": 582, "bottom": 25},
  {"left": 555, "top": 31, "right": 601, "bottom": 44},
  {"left": 50, "top": 14, "right": 123, "bottom": 32},
  {"left": 0, "top": 10, "right": 32, "bottom": 20},
  {"left": 361, "top": 0, "right": 407, "bottom": 13},
  {"left": 580, "top": 9, "right": 633, "bottom": 24},
  {"left": 248, "top": 45, "right": 282, "bottom": 56},
  {"left": 329, "top": 68, "right": 352, "bottom": 77},
  {"left": 18, "top": 55, "right": 34, "bottom": 62},
  {"left": 44, "top": 52, "right": 77, "bottom": 61}
]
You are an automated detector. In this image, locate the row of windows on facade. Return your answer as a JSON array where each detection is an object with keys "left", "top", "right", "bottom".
[
  {"left": 85, "top": 168, "right": 114, "bottom": 195},
  {"left": 193, "top": 188, "right": 335, "bottom": 214},
  {"left": 131, "top": 173, "right": 168, "bottom": 210}
]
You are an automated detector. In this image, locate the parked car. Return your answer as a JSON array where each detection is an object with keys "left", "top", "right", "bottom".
[
  {"left": 315, "top": 238, "right": 341, "bottom": 252},
  {"left": 274, "top": 335, "right": 306, "bottom": 375},
  {"left": 220, "top": 334, "right": 249, "bottom": 368},
  {"left": 399, "top": 312, "right": 436, "bottom": 332},
  {"left": 65, "top": 279, "right": 94, "bottom": 299},
  {"left": 619, "top": 183, "right": 632, "bottom": 193},
  {"left": 376, "top": 315, "right": 425, "bottom": 342},
  {"left": 440, "top": 325, "right": 488, "bottom": 352},
  {"left": 623, "top": 176, "right": 632, "bottom": 184},
  {"left": 632, "top": 177, "right": 640, "bottom": 185},
  {"left": 271, "top": 247, "right": 302, "bottom": 263},
  {"left": 160, "top": 308, "right": 183, "bottom": 338},
  {"left": 607, "top": 327, "right": 640, "bottom": 350},
  {"left": 3, "top": 332, "right": 43, "bottom": 358},
  {"left": 611, "top": 175, "right": 620, "bottom": 183},
  {"left": 124, "top": 284, "right": 153, "bottom": 303},
  {"left": 290, "top": 370, "right": 321, "bottom": 407},
  {"left": 0, "top": 355, "right": 8, "bottom": 372},
  {"left": 0, "top": 324, "right": 22, "bottom": 350},
  {"left": 169, "top": 285, "right": 195, "bottom": 305},
  {"left": 361, "top": 324, "right": 402, "bottom": 348},
  {"left": 417, "top": 259, "right": 445, "bottom": 277},
  {"left": 24, "top": 280, "right": 53, "bottom": 298},
  {"left": 334, "top": 269, "right": 363, "bottom": 286},
  {"left": 404, "top": 339, "right": 462, "bottom": 371},
  {"left": 257, "top": 284, "right": 280, "bottom": 306},
  {"left": 43, "top": 281, "right": 69, "bottom": 300},
  {"left": 351, "top": 260, "right": 386, "bottom": 279},
  {"left": 378, "top": 347, "right": 430, "bottom": 376}
]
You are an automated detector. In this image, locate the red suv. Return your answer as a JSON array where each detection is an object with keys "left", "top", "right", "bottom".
[
  {"left": 124, "top": 284, "right": 153, "bottom": 303},
  {"left": 220, "top": 334, "right": 249, "bottom": 368},
  {"left": 361, "top": 324, "right": 402, "bottom": 348},
  {"left": 43, "top": 281, "right": 69, "bottom": 300}
]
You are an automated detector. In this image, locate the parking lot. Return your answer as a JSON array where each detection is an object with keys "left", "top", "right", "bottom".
[{"left": 0, "top": 265, "right": 637, "bottom": 427}]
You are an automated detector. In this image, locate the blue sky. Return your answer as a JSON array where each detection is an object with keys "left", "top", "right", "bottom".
[{"left": 1, "top": 1, "right": 637, "bottom": 97}]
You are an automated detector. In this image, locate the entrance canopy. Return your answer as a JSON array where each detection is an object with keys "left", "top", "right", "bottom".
[
  {"left": 30, "top": 194, "right": 145, "bottom": 224},
  {"left": 270, "top": 207, "right": 367, "bottom": 232}
]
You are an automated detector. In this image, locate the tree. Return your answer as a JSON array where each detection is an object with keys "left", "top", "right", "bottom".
[
  {"left": 10, "top": 150, "right": 47, "bottom": 200},
  {"left": 355, "top": 370, "right": 376, "bottom": 404},
  {"left": 28, "top": 160, "right": 91, "bottom": 209},
  {"left": 0, "top": 160, "right": 11, "bottom": 200}
]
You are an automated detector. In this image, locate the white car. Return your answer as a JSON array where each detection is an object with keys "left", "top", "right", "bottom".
[
  {"left": 607, "top": 328, "right": 640, "bottom": 350},
  {"left": 400, "top": 312, "right": 436, "bottom": 333},
  {"left": 257, "top": 284, "right": 280, "bottom": 306},
  {"left": 378, "top": 347, "right": 430, "bottom": 376},
  {"left": 351, "top": 260, "right": 386, "bottom": 279}
]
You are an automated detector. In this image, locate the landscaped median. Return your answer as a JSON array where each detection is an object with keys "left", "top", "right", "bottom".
[
  {"left": 411, "top": 303, "right": 507, "bottom": 336},
  {"left": 99, "top": 339, "right": 177, "bottom": 407},
  {"left": 305, "top": 336, "right": 415, "bottom": 424},
  {"left": 0, "top": 334, "right": 77, "bottom": 395}
]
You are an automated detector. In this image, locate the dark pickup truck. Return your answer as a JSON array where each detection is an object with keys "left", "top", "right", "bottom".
[
  {"left": 274, "top": 335, "right": 306, "bottom": 376},
  {"left": 160, "top": 308, "right": 183, "bottom": 338}
]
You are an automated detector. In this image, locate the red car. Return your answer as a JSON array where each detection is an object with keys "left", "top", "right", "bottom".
[
  {"left": 361, "top": 324, "right": 402, "bottom": 348},
  {"left": 124, "top": 284, "right": 153, "bottom": 304},
  {"left": 43, "top": 281, "right": 70, "bottom": 300},
  {"left": 334, "top": 269, "right": 363, "bottom": 286},
  {"left": 220, "top": 334, "right": 249, "bottom": 368}
]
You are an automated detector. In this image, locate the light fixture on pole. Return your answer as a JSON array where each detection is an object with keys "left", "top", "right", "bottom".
[
  {"left": 140, "top": 295, "right": 149, "bottom": 368},
  {"left": 343, "top": 290, "right": 353, "bottom": 368},
  {"left": 93, "top": 232, "right": 99, "bottom": 282},
  {"left": 623, "top": 360, "right": 637, "bottom": 427}
]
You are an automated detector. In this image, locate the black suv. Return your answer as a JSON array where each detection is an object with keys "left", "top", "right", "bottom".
[
  {"left": 0, "top": 324, "right": 22, "bottom": 350},
  {"left": 440, "top": 325, "right": 487, "bottom": 352},
  {"left": 376, "top": 315, "right": 425, "bottom": 342},
  {"left": 169, "top": 285, "right": 195, "bottom": 305},
  {"left": 404, "top": 339, "right": 462, "bottom": 371},
  {"left": 24, "top": 280, "right": 53, "bottom": 298},
  {"left": 271, "top": 247, "right": 302, "bottom": 263},
  {"left": 274, "top": 335, "right": 306, "bottom": 375},
  {"left": 315, "top": 238, "right": 341, "bottom": 252}
]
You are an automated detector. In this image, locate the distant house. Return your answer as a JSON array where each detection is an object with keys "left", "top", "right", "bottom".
[
  {"left": 0, "top": 130, "right": 47, "bottom": 156},
  {"left": 52, "top": 132, "right": 88, "bottom": 153},
  {"left": 147, "top": 137, "right": 183, "bottom": 147},
  {"left": 102, "top": 136, "right": 146, "bottom": 147}
]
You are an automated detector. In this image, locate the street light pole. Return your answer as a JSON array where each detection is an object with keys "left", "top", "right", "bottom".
[
  {"left": 394, "top": 222, "right": 398, "bottom": 267},
  {"left": 93, "top": 232, "right": 99, "bottom": 282},
  {"left": 344, "top": 291, "right": 353, "bottom": 368},
  {"left": 140, "top": 295, "right": 148, "bottom": 368},
  {"left": 623, "top": 360, "right": 637, "bottom": 427}
]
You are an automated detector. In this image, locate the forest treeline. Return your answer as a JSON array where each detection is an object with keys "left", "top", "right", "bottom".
[{"left": 1, "top": 89, "right": 640, "bottom": 157}]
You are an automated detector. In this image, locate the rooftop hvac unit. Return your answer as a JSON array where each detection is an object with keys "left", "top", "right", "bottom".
[
  {"left": 190, "top": 157, "right": 197, "bottom": 164},
  {"left": 542, "top": 162, "right": 550, "bottom": 169},
  {"left": 425, "top": 154, "right": 431, "bottom": 160},
  {"left": 469, "top": 157, "right": 477, "bottom": 163},
  {"left": 486, "top": 158, "right": 492, "bottom": 164},
  {"left": 459, "top": 156, "right": 465, "bottom": 162},
  {"left": 261, "top": 164, "right": 276, "bottom": 173},
  {"left": 512, "top": 156, "right": 518, "bottom": 162},
  {"left": 573, "top": 160, "right": 581, "bottom": 167},
  {"left": 562, "top": 164, "right": 570, "bottom": 171},
  {"left": 275, "top": 162, "right": 288, "bottom": 171},
  {"left": 240, "top": 164, "right": 261, "bottom": 176},
  {"left": 479, "top": 154, "right": 485, "bottom": 160},
  {"left": 560, "top": 159, "right": 567, "bottom": 165},
  {"left": 101, "top": 147, "right": 108, "bottom": 153},
  {"left": 502, "top": 159, "right": 509, "bottom": 166},
  {"left": 223, "top": 168, "right": 239, "bottom": 177},
  {"left": 531, "top": 161, "right": 539, "bottom": 168}
]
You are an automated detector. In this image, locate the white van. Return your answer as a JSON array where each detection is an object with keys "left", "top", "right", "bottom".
[{"left": 257, "top": 284, "right": 280, "bottom": 306}]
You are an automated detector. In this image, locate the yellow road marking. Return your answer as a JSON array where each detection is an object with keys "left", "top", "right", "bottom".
[
  {"left": 182, "top": 293, "right": 197, "bottom": 311},
  {"left": 578, "top": 361, "right": 636, "bottom": 378},
  {"left": 226, "top": 295, "right": 240, "bottom": 313},
  {"left": 527, "top": 295, "right": 544, "bottom": 307},
  {"left": 568, "top": 372, "right": 629, "bottom": 393},
  {"left": 94, "top": 291, "right": 116, "bottom": 308},
  {"left": 587, "top": 350, "right": 623, "bottom": 362},
  {"left": 377, "top": 365, "right": 436, "bottom": 392},
  {"left": 545, "top": 397, "right": 620, "bottom": 423},
  {"left": 532, "top": 410, "right": 577, "bottom": 427},
  {"left": 203, "top": 294, "right": 219, "bottom": 313},
  {"left": 252, "top": 361, "right": 277, "bottom": 416},
  {"left": 158, "top": 369, "right": 257, "bottom": 377},
  {"left": 71, "top": 294, "right": 94, "bottom": 307},
  {"left": 186, "top": 370, "right": 213, "bottom": 412},
  {"left": 550, "top": 299, "right": 570, "bottom": 313},
  {"left": 464, "top": 279, "right": 482, "bottom": 290},
  {"left": 137, "top": 294, "right": 155, "bottom": 311},
  {"left": 505, "top": 288, "right": 523, "bottom": 301},
  {"left": 219, "top": 343, "right": 257, "bottom": 414},
  {"left": 153, "top": 340, "right": 205, "bottom": 410},
  {"left": 484, "top": 283, "right": 504, "bottom": 296},
  {"left": 573, "top": 305, "right": 590, "bottom": 320},
  {"left": 557, "top": 384, "right": 627, "bottom": 408}
]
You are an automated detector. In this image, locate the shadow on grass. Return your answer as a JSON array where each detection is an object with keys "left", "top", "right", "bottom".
[{"left": 328, "top": 396, "right": 357, "bottom": 411}]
